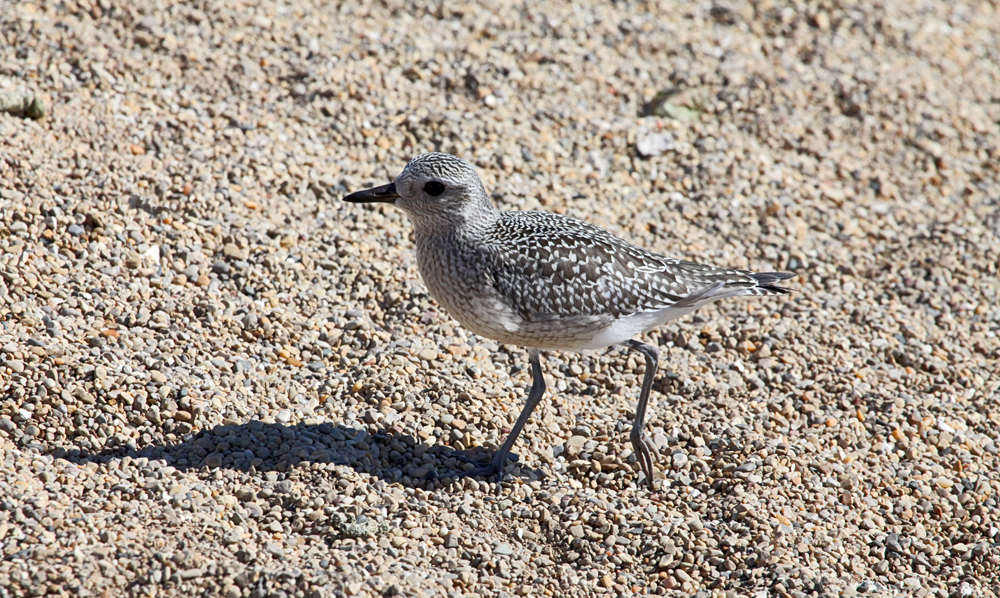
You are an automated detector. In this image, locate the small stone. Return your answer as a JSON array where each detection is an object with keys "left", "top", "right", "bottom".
[
  {"left": 125, "top": 252, "right": 143, "bottom": 269},
  {"left": 672, "top": 452, "right": 689, "bottom": 468},
  {"left": 813, "top": 10, "right": 830, "bottom": 30},
  {"left": 636, "top": 131, "right": 675, "bottom": 157},
  {"left": 4, "top": 359, "right": 24, "bottom": 373},
  {"left": 565, "top": 435, "right": 587, "bottom": 457},
  {"left": 161, "top": 33, "right": 178, "bottom": 50},
  {"left": 73, "top": 388, "right": 96, "bottom": 404},
  {"left": 223, "top": 243, "right": 249, "bottom": 260}
]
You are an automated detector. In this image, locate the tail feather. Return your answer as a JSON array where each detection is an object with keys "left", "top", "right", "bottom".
[{"left": 751, "top": 271, "right": 795, "bottom": 295}]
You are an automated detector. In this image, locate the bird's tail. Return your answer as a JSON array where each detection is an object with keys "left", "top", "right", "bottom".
[
  {"left": 750, "top": 271, "right": 796, "bottom": 295},
  {"left": 671, "top": 271, "right": 795, "bottom": 309}
]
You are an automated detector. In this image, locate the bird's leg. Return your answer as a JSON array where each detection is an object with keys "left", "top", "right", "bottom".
[
  {"left": 624, "top": 340, "right": 660, "bottom": 491},
  {"left": 459, "top": 349, "right": 545, "bottom": 486}
]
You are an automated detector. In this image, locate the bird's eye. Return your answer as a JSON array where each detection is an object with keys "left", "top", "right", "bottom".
[{"left": 423, "top": 181, "right": 445, "bottom": 196}]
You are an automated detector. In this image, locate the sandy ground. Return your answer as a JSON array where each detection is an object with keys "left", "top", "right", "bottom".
[{"left": 1, "top": 0, "right": 999, "bottom": 596}]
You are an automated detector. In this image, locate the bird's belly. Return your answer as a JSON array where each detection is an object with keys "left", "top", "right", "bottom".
[
  {"left": 416, "top": 242, "right": 614, "bottom": 349},
  {"left": 420, "top": 271, "right": 525, "bottom": 342},
  {"left": 424, "top": 277, "right": 615, "bottom": 349}
]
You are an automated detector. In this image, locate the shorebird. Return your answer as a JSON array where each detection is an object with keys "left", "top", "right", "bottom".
[{"left": 344, "top": 152, "right": 793, "bottom": 490}]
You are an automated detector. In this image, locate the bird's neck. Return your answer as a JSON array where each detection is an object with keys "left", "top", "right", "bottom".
[{"left": 408, "top": 198, "right": 500, "bottom": 239}]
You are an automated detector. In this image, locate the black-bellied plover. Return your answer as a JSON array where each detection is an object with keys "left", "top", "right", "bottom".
[{"left": 345, "top": 152, "right": 794, "bottom": 490}]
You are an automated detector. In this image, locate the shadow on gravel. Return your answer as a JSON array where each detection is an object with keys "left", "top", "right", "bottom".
[{"left": 63, "top": 420, "right": 540, "bottom": 489}]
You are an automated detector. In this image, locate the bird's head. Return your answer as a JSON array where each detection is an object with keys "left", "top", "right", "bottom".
[{"left": 344, "top": 152, "right": 494, "bottom": 232}]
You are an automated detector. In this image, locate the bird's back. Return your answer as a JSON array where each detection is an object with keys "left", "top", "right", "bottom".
[{"left": 486, "top": 210, "right": 781, "bottom": 314}]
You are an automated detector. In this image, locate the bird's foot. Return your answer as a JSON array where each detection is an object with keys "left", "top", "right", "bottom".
[
  {"left": 453, "top": 453, "right": 517, "bottom": 493},
  {"left": 630, "top": 427, "right": 659, "bottom": 491},
  {"left": 458, "top": 461, "right": 504, "bottom": 482}
]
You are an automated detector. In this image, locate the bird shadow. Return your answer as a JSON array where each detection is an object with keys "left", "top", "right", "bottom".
[{"left": 59, "top": 419, "right": 545, "bottom": 490}]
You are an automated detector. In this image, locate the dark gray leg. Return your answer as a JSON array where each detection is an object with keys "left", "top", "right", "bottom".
[
  {"left": 460, "top": 349, "right": 545, "bottom": 486},
  {"left": 624, "top": 340, "right": 659, "bottom": 491}
]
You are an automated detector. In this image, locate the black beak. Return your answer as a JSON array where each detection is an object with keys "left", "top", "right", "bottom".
[{"left": 344, "top": 182, "right": 399, "bottom": 204}]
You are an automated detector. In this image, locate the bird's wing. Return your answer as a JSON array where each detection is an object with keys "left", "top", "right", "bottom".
[{"left": 485, "top": 211, "right": 768, "bottom": 320}]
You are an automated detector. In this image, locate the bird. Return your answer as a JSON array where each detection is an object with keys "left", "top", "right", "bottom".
[{"left": 344, "top": 152, "right": 794, "bottom": 490}]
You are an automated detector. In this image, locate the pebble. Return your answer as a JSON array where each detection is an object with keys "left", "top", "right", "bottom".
[
  {"left": 671, "top": 451, "right": 689, "bottom": 469},
  {"left": 635, "top": 131, "right": 675, "bottom": 157},
  {"left": 0, "top": 89, "right": 46, "bottom": 119},
  {"left": 4, "top": 359, "right": 24, "bottom": 373}
]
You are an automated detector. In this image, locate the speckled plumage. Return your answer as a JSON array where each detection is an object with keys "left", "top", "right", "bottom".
[
  {"left": 416, "top": 208, "right": 791, "bottom": 350},
  {"left": 345, "top": 152, "right": 794, "bottom": 489},
  {"left": 386, "top": 153, "right": 792, "bottom": 351}
]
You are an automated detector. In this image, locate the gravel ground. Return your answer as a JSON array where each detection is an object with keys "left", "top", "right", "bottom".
[{"left": 2, "top": 0, "right": 999, "bottom": 596}]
